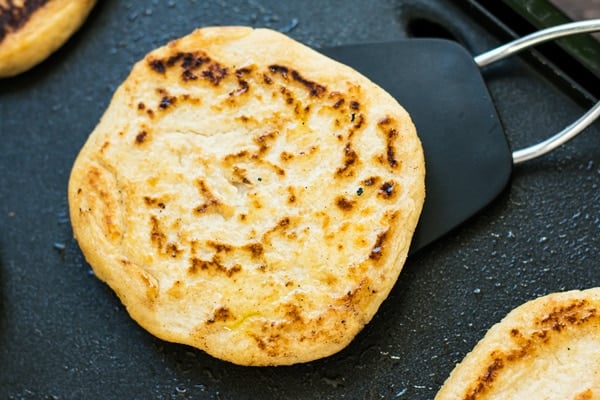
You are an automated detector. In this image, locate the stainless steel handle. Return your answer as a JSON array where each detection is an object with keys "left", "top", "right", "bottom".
[{"left": 474, "top": 19, "right": 600, "bottom": 164}]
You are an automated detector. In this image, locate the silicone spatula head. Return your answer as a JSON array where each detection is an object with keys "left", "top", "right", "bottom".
[{"left": 322, "top": 39, "right": 513, "bottom": 253}]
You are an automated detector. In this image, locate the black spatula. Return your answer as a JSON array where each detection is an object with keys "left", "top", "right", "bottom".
[{"left": 321, "top": 20, "right": 600, "bottom": 253}]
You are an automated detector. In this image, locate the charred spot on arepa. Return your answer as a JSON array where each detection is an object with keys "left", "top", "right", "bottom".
[
  {"left": 230, "top": 79, "right": 249, "bottom": 96},
  {"left": 194, "top": 200, "right": 221, "bottom": 215},
  {"left": 376, "top": 120, "right": 402, "bottom": 169},
  {"left": 278, "top": 216, "right": 291, "bottom": 228},
  {"left": 279, "top": 151, "right": 294, "bottom": 162},
  {"left": 335, "top": 142, "right": 359, "bottom": 178},
  {"left": 344, "top": 112, "right": 366, "bottom": 142},
  {"left": 143, "top": 196, "right": 166, "bottom": 209},
  {"left": 158, "top": 94, "right": 176, "bottom": 110},
  {"left": 149, "top": 215, "right": 167, "bottom": 251},
  {"left": 293, "top": 103, "right": 311, "bottom": 120},
  {"left": 262, "top": 73, "right": 273, "bottom": 84},
  {"left": 230, "top": 166, "right": 251, "bottom": 185},
  {"left": 207, "top": 240, "right": 232, "bottom": 253},
  {"left": 260, "top": 216, "right": 294, "bottom": 243},
  {"left": 99, "top": 141, "right": 110, "bottom": 154},
  {"left": 188, "top": 256, "right": 242, "bottom": 277},
  {"left": 286, "top": 186, "right": 297, "bottom": 204},
  {"left": 172, "top": 51, "right": 210, "bottom": 81},
  {"left": 223, "top": 149, "right": 249, "bottom": 163},
  {"left": 165, "top": 242, "right": 183, "bottom": 258},
  {"left": 223, "top": 146, "right": 285, "bottom": 178},
  {"left": 147, "top": 50, "right": 229, "bottom": 85},
  {"left": 280, "top": 302, "right": 304, "bottom": 323},
  {"left": 181, "top": 69, "right": 197, "bottom": 81},
  {"left": 193, "top": 179, "right": 225, "bottom": 215},
  {"left": 378, "top": 181, "right": 397, "bottom": 199},
  {"left": 235, "top": 66, "right": 253, "bottom": 77},
  {"left": 327, "top": 91, "right": 346, "bottom": 111},
  {"left": 253, "top": 130, "right": 278, "bottom": 153},
  {"left": 377, "top": 115, "right": 393, "bottom": 126},
  {"left": 207, "top": 306, "right": 234, "bottom": 324},
  {"left": 290, "top": 69, "right": 326, "bottom": 97},
  {"left": 202, "top": 62, "right": 228, "bottom": 85},
  {"left": 538, "top": 299, "right": 596, "bottom": 330},
  {"left": 153, "top": 88, "right": 176, "bottom": 111},
  {"left": 335, "top": 196, "right": 355, "bottom": 211},
  {"left": 462, "top": 298, "right": 600, "bottom": 400},
  {"left": 369, "top": 230, "right": 388, "bottom": 261},
  {"left": 0, "top": 0, "right": 50, "bottom": 43},
  {"left": 135, "top": 129, "right": 149, "bottom": 144},
  {"left": 268, "top": 64, "right": 326, "bottom": 97},
  {"left": 148, "top": 58, "right": 166, "bottom": 74},
  {"left": 178, "top": 51, "right": 209, "bottom": 69},
  {"left": 350, "top": 113, "right": 364, "bottom": 131},
  {"left": 148, "top": 50, "right": 207, "bottom": 74},
  {"left": 228, "top": 66, "right": 254, "bottom": 96},
  {"left": 386, "top": 131, "right": 399, "bottom": 169},
  {"left": 278, "top": 86, "right": 296, "bottom": 105},
  {"left": 179, "top": 93, "right": 202, "bottom": 105},
  {"left": 268, "top": 64, "right": 289, "bottom": 78},
  {"left": 362, "top": 176, "right": 380, "bottom": 187},
  {"left": 243, "top": 242, "right": 264, "bottom": 258}
]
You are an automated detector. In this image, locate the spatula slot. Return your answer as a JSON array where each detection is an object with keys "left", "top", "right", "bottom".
[{"left": 406, "top": 17, "right": 458, "bottom": 41}]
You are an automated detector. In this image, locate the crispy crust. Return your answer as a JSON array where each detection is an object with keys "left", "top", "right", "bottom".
[
  {"left": 68, "top": 26, "right": 425, "bottom": 366},
  {"left": 0, "top": 0, "right": 96, "bottom": 78},
  {"left": 435, "top": 288, "right": 600, "bottom": 399}
]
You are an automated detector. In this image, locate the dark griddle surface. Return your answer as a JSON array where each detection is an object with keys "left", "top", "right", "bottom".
[{"left": 1, "top": 1, "right": 598, "bottom": 399}]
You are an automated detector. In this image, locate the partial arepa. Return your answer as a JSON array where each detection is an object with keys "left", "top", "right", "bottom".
[
  {"left": 436, "top": 288, "right": 600, "bottom": 400},
  {"left": 68, "top": 26, "right": 425, "bottom": 366},
  {"left": 0, "top": 0, "right": 96, "bottom": 78}
]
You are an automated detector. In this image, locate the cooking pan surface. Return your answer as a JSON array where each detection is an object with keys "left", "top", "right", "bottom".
[{"left": 1, "top": 1, "right": 598, "bottom": 398}]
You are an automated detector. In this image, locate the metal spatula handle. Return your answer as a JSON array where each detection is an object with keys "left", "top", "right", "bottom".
[{"left": 474, "top": 19, "right": 600, "bottom": 164}]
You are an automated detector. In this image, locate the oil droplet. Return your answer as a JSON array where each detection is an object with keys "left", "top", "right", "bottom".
[{"left": 175, "top": 386, "right": 187, "bottom": 394}]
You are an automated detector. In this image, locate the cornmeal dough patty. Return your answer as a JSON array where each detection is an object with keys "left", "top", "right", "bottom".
[
  {"left": 0, "top": 0, "right": 96, "bottom": 78},
  {"left": 68, "top": 26, "right": 425, "bottom": 366},
  {"left": 436, "top": 288, "right": 600, "bottom": 400}
]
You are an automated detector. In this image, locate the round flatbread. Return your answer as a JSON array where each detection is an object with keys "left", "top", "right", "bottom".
[
  {"left": 436, "top": 288, "right": 600, "bottom": 399},
  {"left": 0, "top": 0, "right": 96, "bottom": 78},
  {"left": 68, "top": 26, "right": 425, "bottom": 366}
]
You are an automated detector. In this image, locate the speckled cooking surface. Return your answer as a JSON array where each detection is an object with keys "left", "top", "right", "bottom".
[{"left": 0, "top": 1, "right": 598, "bottom": 399}]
